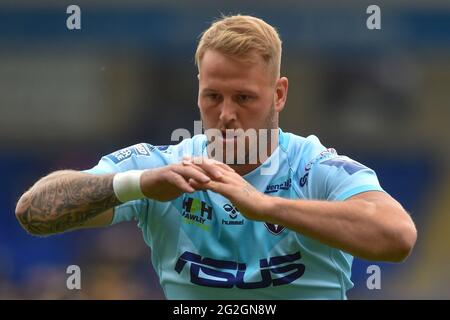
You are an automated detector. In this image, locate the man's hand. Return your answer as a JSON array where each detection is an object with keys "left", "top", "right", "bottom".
[
  {"left": 182, "top": 157, "right": 272, "bottom": 221},
  {"left": 140, "top": 163, "right": 212, "bottom": 202}
]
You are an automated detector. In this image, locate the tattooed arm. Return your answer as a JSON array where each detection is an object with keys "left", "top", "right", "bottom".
[
  {"left": 15, "top": 170, "right": 119, "bottom": 236},
  {"left": 15, "top": 161, "right": 215, "bottom": 236}
]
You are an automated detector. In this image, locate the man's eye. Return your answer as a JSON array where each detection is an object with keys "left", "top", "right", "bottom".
[
  {"left": 206, "top": 93, "right": 220, "bottom": 100},
  {"left": 237, "top": 95, "right": 251, "bottom": 103}
]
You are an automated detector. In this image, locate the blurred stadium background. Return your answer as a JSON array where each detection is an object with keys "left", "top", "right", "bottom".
[{"left": 1, "top": 0, "right": 449, "bottom": 299}]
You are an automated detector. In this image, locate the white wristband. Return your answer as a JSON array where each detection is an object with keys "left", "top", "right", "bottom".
[{"left": 113, "top": 170, "right": 146, "bottom": 203}]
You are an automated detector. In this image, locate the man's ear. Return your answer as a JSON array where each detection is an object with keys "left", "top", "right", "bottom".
[
  {"left": 274, "top": 77, "right": 288, "bottom": 112},
  {"left": 197, "top": 74, "right": 200, "bottom": 80}
]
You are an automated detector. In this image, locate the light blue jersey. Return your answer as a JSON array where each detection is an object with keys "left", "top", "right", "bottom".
[{"left": 85, "top": 129, "right": 384, "bottom": 299}]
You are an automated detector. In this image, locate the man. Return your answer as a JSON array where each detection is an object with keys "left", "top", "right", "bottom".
[{"left": 15, "top": 15, "right": 416, "bottom": 299}]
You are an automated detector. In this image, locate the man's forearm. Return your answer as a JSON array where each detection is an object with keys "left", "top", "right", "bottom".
[
  {"left": 265, "top": 194, "right": 416, "bottom": 262},
  {"left": 15, "top": 171, "right": 121, "bottom": 236}
]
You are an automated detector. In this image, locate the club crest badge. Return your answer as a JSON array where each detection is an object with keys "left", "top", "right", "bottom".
[{"left": 264, "top": 223, "right": 285, "bottom": 235}]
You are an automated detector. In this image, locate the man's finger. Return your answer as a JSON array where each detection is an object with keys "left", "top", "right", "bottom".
[
  {"left": 185, "top": 159, "right": 223, "bottom": 179},
  {"left": 189, "top": 178, "right": 233, "bottom": 198},
  {"left": 172, "top": 164, "right": 211, "bottom": 183},
  {"left": 207, "top": 159, "right": 235, "bottom": 172},
  {"left": 169, "top": 172, "right": 195, "bottom": 193},
  {"left": 188, "top": 178, "right": 207, "bottom": 191},
  {"left": 184, "top": 157, "right": 235, "bottom": 179},
  {"left": 180, "top": 160, "right": 210, "bottom": 176},
  {"left": 189, "top": 157, "right": 235, "bottom": 172}
]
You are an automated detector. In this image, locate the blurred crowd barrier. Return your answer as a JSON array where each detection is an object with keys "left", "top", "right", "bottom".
[{"left": 1, "top": 1, "right": 449, "bottom": 299}]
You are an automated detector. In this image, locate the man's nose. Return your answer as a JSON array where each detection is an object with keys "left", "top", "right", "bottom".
[{"left": 219, "top": 98, "right": 237, "bottom": 124}]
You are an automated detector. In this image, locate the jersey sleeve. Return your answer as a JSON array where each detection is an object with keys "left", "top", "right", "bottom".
[
  {"left": 84, "top": 143, "right": 164, "bottom": 174},
  {"left": 112, "top": 199, "right": 150, "bottom": 228},
  {"left": 82, "top": 143, "right": 169, "bottom": 225},
  {"left": 310, "top": 155, "right": 384, "bottom": 201},
  {"left": 300, "top": 137, "right": 384, "bottom": 201}
]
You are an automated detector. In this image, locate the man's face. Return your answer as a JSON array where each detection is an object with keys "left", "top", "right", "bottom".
[{"left": 197, "top": 49, "right": 288, "bottom": 164}]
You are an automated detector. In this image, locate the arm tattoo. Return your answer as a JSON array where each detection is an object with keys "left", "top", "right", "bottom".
[{"left": 16, "top": 174, "right": 121, "bottom": 236}]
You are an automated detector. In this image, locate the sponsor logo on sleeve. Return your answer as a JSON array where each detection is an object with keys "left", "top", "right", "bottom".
[
  {"left": 107, "top": 143, "right": 151, "bottom": 164},
  {"left": 148, "top": 145, "right": 171, "bottom": 153}
]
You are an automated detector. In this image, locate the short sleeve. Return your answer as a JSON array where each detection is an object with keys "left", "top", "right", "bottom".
[
  {"left": 84, "top": 143, "right": 167, "bottom": 174},
  {"left": 112, "top": 199, "right": 149, "bottom": 226},
  {"left": 308, "top": 155, "right": 385, "bottom": 201},
  {"left": 83, "top": 156, "right": 118, "bottom": 175}
]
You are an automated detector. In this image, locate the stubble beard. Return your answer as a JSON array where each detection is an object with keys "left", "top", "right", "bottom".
[{"left": 203, "top": 103, "right": 278, "bottom": 165}]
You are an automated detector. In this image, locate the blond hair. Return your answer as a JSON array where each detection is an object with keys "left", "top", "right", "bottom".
[{"left": 195, "top": 14, "right": 282, "bottom": 79}]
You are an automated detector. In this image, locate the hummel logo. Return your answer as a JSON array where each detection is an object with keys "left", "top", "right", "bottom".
[{"left": 223, "top": 203, "right": 239, "bottom": 219}]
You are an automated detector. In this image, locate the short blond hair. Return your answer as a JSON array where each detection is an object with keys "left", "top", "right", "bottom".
[{"left": 195, "top": 14, "right": 282, "bottom": 79}]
